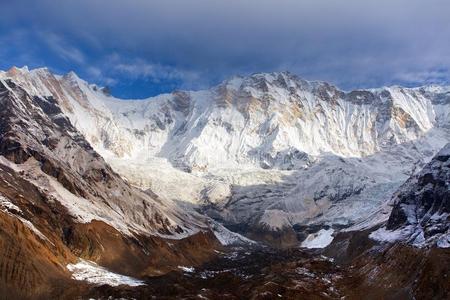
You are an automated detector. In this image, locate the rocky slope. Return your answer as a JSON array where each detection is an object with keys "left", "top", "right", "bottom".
[
  {"left": 370, "top": 143, "right": 450, "bottom": 248},
  {"left": 316, "top": 144, "right": 450, "bottom": 300}
]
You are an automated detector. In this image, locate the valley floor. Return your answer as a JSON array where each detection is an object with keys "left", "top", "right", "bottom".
[
  {"left": 58, "top": 242, "right": 449, "bottom": 300},
  {"left": 64, "top": 247, "right": 347, "bottom": 300}
]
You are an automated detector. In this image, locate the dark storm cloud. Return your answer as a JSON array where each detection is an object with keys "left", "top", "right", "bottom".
[{"left": 1, "top": 0, "right": 450, "bottom": 97}]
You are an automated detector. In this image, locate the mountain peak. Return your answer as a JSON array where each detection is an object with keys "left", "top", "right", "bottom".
[
  {"left": 61, "top": 70, "right": 89, "bottom": 89},
  {"left": 63, "top": 70, "right": 82, "bottom": 81},
  {"left": 219, "top": 71, "right": 309, "bottom": 94},
  {"left": 245, "top": 71, "right": 301, "bottom": 85},
  {"left": 7, "top": 65, "right": 29, "bottom": 75}
]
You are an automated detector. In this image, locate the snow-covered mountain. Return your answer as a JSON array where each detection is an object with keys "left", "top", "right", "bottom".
[{"left": 2, "top": 66, "right": 450, "bottom": 246}]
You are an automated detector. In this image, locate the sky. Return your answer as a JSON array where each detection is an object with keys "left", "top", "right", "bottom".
[{"left": 1, "top": 0, "right": 449, "bottom": 98}]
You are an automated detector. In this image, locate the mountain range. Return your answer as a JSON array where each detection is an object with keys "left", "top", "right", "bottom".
[{"left": 0, "top": 66, "right": 448, "bottom": 299}]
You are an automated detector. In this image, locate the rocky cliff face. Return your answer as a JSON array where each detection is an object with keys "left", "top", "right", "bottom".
[
  {"left": 369, "top": 143, "right": 450, "bottom": 248},
  {"left": 321, "top": 143, "right": 450, "bottom": 300}
]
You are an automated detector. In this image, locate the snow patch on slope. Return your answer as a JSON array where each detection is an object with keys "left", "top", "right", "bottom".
[
  {"left": 0, "top": 194, "right": 52, "bottom": 243},
  {"left": 301, "top": 229, "right": 334, "bottom": 249},
  {"left": 0, "top": 195, "right": 22, "bottom": 213},
  {"left": 437, "top": 234, "right": 450, "bottom": 248},
  {"left": 369, "top": 226, "right": 414, "bottom": 243},
  {"left": 178, "top": 266, "right": 195, "bottom": 273},
  {"left": 67, "top": 259, "right": 146, "bottom": 287},
  {"left": 209, "top": 220, "right": 256, "bottom": 245}
]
